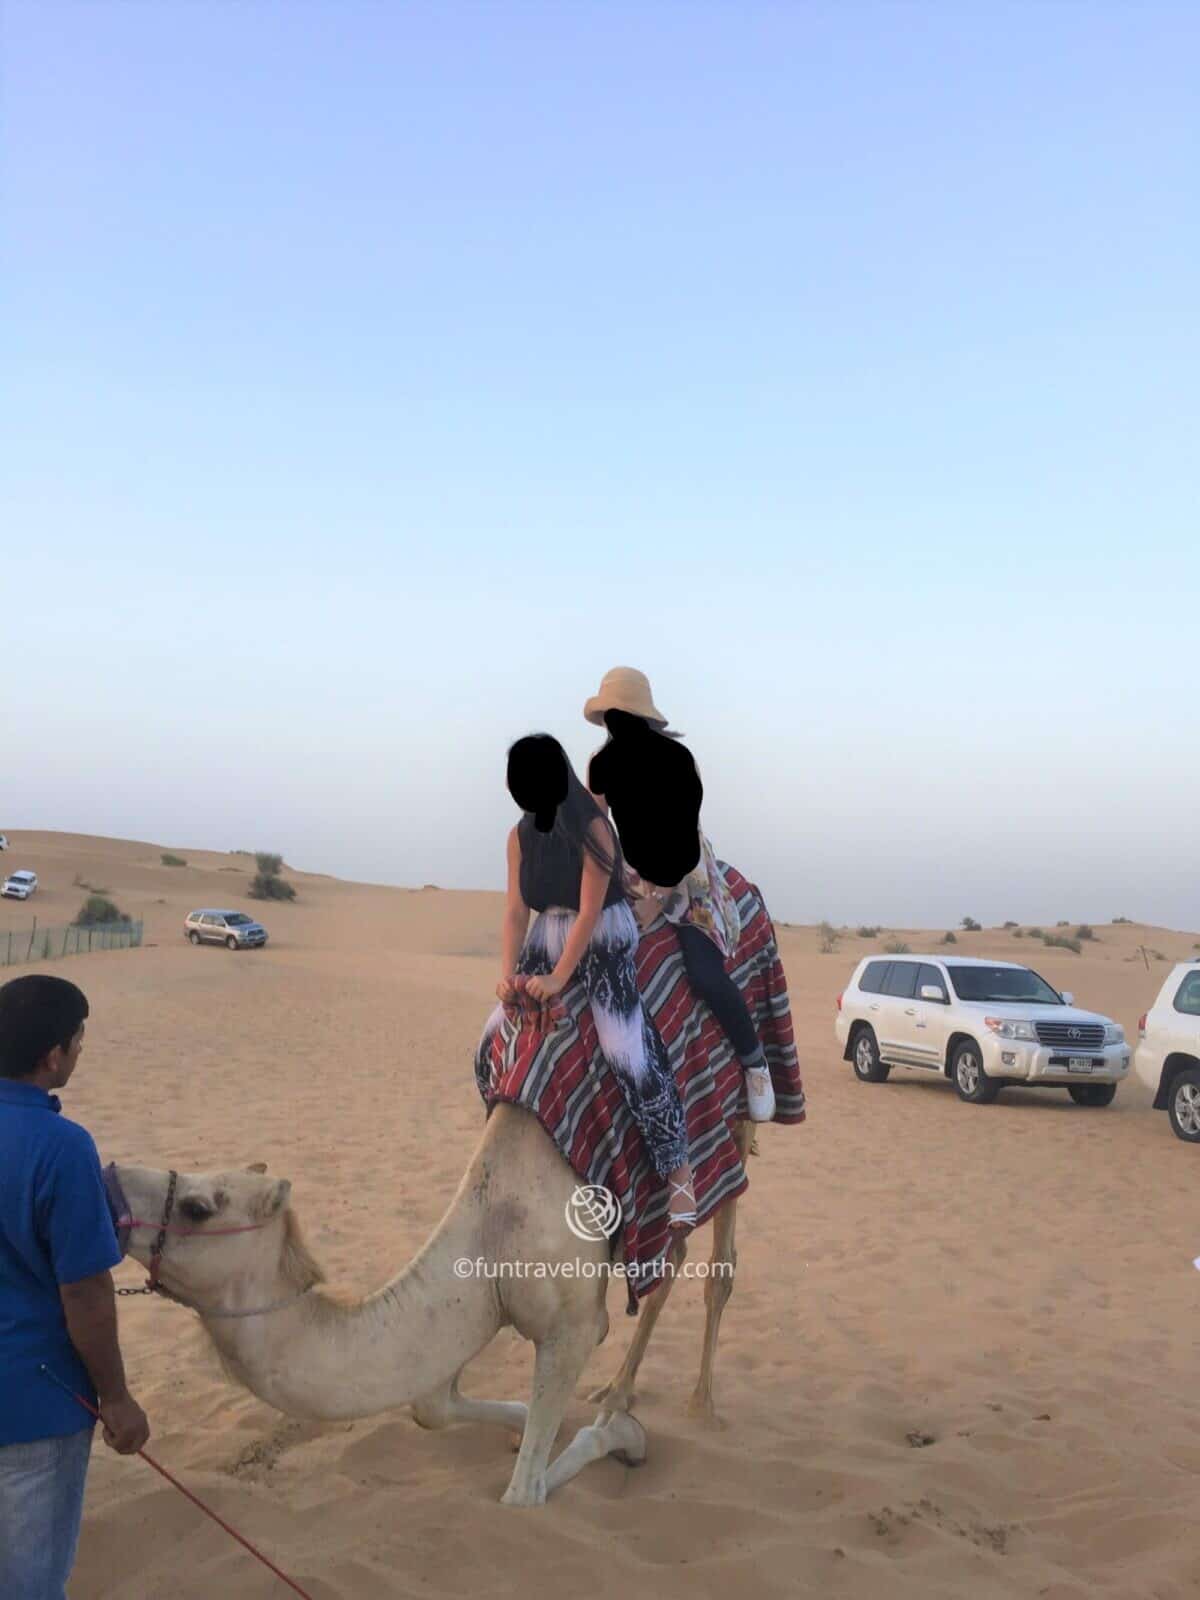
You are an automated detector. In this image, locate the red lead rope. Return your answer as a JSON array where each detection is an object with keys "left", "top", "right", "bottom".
[{"left": 39, "top": 1366, "right": 317, "bottom": 1600}]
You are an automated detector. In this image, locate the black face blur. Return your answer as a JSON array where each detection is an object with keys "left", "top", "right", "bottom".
[
  {"left": 507, "top": 736, "right": 568, "bottom": 831},
  {"left": 603, "top": 710, "right": 650, "bottom": 738}
]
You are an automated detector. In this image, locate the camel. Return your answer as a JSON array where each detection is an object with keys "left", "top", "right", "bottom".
[{"left": 115, "top": 1099, "right": 754, "bottom": 1508}]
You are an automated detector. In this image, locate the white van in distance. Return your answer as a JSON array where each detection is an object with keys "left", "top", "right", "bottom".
[
  {"left": 835, "top": 954, "right": 1129, "bottom": 1106},
  {"left": 1134, "top": 962, "right": 1200, "bottom": 1141}
]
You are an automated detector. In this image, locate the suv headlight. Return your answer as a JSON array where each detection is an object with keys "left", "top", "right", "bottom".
[
  {"left": 1103, "top": 1023, "right": 1124, "bottom": 1045},
  {"left": 984, "top": 1018, "right": 1038, "bottom": 1041}
]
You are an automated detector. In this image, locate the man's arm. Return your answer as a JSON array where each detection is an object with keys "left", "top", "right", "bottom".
[{"left": 59, "top": 1271, "right": 148, "bottom": 1453}]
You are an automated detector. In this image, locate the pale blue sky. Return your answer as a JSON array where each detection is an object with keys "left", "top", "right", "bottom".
[{"left": 4, "top": 2, "right": 1197, "bottom": 928}]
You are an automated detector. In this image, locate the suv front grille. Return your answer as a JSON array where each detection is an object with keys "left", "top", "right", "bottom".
[{"left": 1035, "top": 1021, "right": 1105, "bottom": 1050}]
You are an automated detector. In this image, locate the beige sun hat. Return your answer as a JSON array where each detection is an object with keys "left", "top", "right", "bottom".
[{"left": 583, "top": 666, "right": 668, "bottom": 728}]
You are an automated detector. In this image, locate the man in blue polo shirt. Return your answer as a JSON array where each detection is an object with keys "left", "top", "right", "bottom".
[{"left": 0, "top": 974, "right": 150, "bottom": 1599}]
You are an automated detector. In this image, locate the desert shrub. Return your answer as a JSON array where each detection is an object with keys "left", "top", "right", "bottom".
[
  {"left": 161, "top": 852, "right": 187, "bottom": 867},
  {"left": 1027, "top": 927, "right": 1044, "bottom": 939},
  {"left": 73, "top": 895, "right": 129, "bottom": 927},
  {"left": 817, "top": 920, "right": 839, "bottom": 954},
  {"left": 1043, "top": 934, "right": 1081, "bottom": 954},
  {"left": 248, "top": 851, "right": 297, "bottom": 902},
  {"left": 249, "top": 873, "right": 296, "bottom": 901},
  {"left": 1002, "top": 920, "right": 1018, "bottom": 929},
  {"left": 856, "top": 926, "right": 880, "bottom": 939},
  {"left": 1113, "top": 916, "right": 1132, "bottom": 925},
  {"left": 1076, "top": 924, "right": 1097, "bottom": 942},
  {"left": 1012, "top": 928, "right": 1024, "bottom": 937},
  {"left": 941, "top": 931, "right": 957, "bottom": 944},
  {"left": 1056, "top": 920, "right": 1070, "bottom": 928},
  {"left": 1152, "top": 949, "right": 1168, "bottom": 962},
  {"left": 961, "top": 916, "right": 981, "bottom": 932},
  {"left": 884, "top": 939, "right": 911, "bottom": 954}
]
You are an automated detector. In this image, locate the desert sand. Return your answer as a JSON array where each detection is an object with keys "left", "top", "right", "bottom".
[{"left": 3, "top": 829, "right": 1199, "bottom": 1599}]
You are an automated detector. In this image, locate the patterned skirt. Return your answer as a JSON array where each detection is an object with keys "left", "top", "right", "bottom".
[{"left": 474, "top": 900, "right": 689, "bottom": 1177}]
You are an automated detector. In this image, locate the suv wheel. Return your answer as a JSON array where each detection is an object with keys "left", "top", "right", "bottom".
[
  {"left": 851, "top": 1026, "right": 890, "bottom": 1083},
  {"left": 1068, "top": 1083, "right": 1117, "bottom": 1107},
  {"left": 952, "top": 1040, "right": 999, "bottom": 1103},
  {"left": 188, "top": 930, "right": 201, "bottom": 945},
  {"left": 1168, "top": 1068, "right": 1200, "bottom": 1142},
  {"left": 226, "top": 935, "right": 239, "bottom": 951}
]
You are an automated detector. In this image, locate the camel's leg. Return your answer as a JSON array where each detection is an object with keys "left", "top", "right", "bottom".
[
  {"left": 542, "top": 1410, "right": 647, "bottom": 1496},
  {"left": 587, "top": 1229, "right": 688, "bottom": 1410},
  {"left": 412, "top": 1370, "right": 526, "bottom": 1436},
  {"left": 687, "top": 1121, "right": 753, "bottom": 1427},
  {"left": 502, "top": 1321, "right": 602, "bottom": 1508}
]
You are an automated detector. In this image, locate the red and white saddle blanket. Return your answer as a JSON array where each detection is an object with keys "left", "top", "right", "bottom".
[{"left": 475, "top": 862, "right": 805, "bottom": 1299}]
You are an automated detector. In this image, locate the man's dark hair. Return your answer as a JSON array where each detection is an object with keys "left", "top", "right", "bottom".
[{"left": 0, "top": 975, "right": 90, "bottom": 1079}]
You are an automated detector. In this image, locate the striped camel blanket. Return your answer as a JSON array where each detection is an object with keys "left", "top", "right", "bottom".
[{"left": 474, "top": 863, "right": 805, "bottom": 1299}]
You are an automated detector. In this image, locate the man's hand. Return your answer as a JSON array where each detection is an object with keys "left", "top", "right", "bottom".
[{"left": 98, "top": 1390, "right": 150, "bottom": 1455}]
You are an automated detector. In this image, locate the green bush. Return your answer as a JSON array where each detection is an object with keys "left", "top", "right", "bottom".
[
  {"left": 856, "top": 925, "right": 880, "bottom": 939},
  {"left": 248, "top": 851, "right": 297, "bottom": 902},
  {"left": 161, "top": 852, "right": 187, "bottom": 868},
  {"left": 961, "top": 917, "right": 981, "bottom": 932},
  {"left": 1027, "top": 927, "right": 1045, "bottom": 940},
  {"left": 74, "top": 895, "right": 129, "bottom": 927},
  {"left": 1113, "top": 916, "right": 1133, "bottom": 925},
  {"left": 1043, "top": 934, "right": 1081, "bottom": 954},
  {"left": 884, "top": 939, "right": 911, "bottom": 954},
  {"left": 1012, "top": 928, "right": 1025, "bottom": 937},
  {"left": 1002, "top": 920, "right": 1018, "bottom": 929},
  {"left": 249, "top": 872, "right": 297, "bottom": 902},
  {"left": 1076, "top": 924, "right": 1097, "bottom": 942},
  {"left": 941, "top": 931, "right": 957, "bottom": 944}
]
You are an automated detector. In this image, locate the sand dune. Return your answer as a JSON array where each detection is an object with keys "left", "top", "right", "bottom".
[{"left": 3, "top": 830, "right": 1199, "bottom": 1598}]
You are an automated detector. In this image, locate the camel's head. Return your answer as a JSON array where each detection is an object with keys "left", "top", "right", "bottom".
[{"left": 110, "top": 1161, "right": 301, "bottom": 1303}]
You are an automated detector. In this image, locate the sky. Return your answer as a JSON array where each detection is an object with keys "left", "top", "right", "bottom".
[{"left": 3, "top": 1, "right": 1198, "bottom": 929}]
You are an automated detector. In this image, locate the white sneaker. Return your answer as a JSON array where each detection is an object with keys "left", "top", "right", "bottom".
[{"left": 745, "top": 1066, "right": 775, "bottom": 1122}]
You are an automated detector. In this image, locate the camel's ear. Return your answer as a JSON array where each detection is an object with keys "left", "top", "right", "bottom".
[
  {"left": 245, "top": 1162, "right": 268, "bottom": 1174},
  {"left": 260, "top": 1178, "right": 291, "bottom": 1217}
]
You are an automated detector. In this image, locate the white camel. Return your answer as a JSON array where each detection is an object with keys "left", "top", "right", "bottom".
[{"left": 115, "top": 1102, "right": 751, "bottom": 1507}]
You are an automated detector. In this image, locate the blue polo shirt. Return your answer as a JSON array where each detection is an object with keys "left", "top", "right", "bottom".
[{"left": 0, "top": 1081, "right": 122, "bottom": 1444}]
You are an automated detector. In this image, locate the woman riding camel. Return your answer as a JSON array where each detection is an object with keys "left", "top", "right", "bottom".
[
  {"left": 583, "top": 666, "right": 776, "bottom": 1122},
  {"left": 478, "top": 733, "right": 697, "bottom": 1229}
]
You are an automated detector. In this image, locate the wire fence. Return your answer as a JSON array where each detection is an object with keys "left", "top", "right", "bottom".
[{"left": 1, "top": 919, "right": 145, "bottom": 969}]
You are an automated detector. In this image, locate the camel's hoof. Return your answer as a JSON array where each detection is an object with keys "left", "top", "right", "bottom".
[
  {"left": 687, "top": 1395, "right": 728, "bottom": 1430},
  {"left": 607, "top": 1413, "right": 647, "bottom": 1467},
  {"left": 500, "top": 1479, "right": 546, "bottom": 1508}
]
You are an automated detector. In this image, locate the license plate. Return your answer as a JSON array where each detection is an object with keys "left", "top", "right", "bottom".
[{"left": 1067, "top": 1057, "right": 1093, "bottom": 1073}]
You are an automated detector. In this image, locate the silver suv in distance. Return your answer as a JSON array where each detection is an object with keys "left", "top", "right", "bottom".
[{"left": 184, "top": 909, "right": 268, "bottom": 950}]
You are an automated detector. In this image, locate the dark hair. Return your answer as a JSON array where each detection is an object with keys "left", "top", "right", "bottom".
[
  {"left": 507, "top": 733, "right": 621, "bottom": 877},
  {"left": 0, "top": 975, "right": 90, "bottom": 1080}
]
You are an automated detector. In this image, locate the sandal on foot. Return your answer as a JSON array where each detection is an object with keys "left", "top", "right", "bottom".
[
  {"left": 668, "top": 1176, "right": 697, "bottom": 1231},
  {"left": 745, "top": 1066, "right": 776, "bottom": 1123}
]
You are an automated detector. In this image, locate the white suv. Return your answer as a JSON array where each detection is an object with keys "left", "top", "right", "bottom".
[
  {"left": 2, "top": 870, "right": 38, "bottom": 900},
  {"left": 1134, "top": 962, "right": 1200, "bottom": 1141},
  {"left": 835, "top": 954, "right": 1129, "bottom": 1105}
]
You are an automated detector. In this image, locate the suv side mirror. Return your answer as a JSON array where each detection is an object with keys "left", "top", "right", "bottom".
[
  {"left": 920, "top": 984, "right": 947, "bottom": 1003},
  {"left": 1060, "top": 991, "right": 1075, "bottom": 1007}
]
